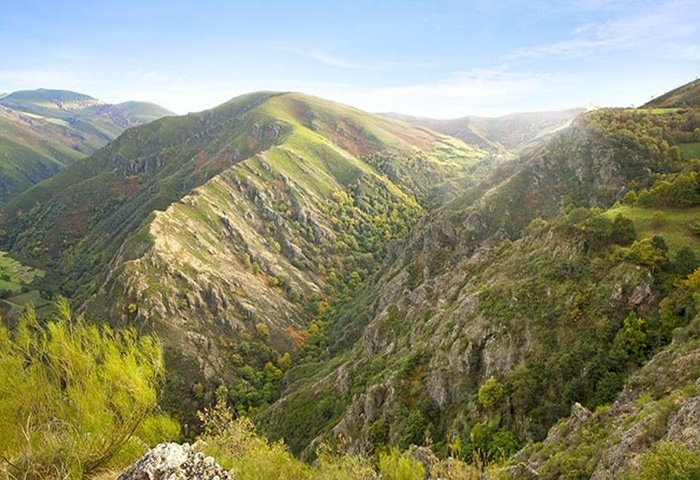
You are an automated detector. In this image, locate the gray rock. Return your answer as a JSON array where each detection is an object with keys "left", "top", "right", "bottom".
[
  {"left": 498, "top": 462, "right": 539, "bottom": 479},
  {"left": 117, "top": 442, "right": 232, "bottom": 480}
]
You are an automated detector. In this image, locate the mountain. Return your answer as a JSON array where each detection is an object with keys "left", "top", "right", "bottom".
[
  {"left": 386, "top": 108, "right": 586, "bottom": 155},
  {"left": 0, "top": 88, "right": 173, "bottom": 201},
  {"left": 259, "top": 102, "right": 700, "bottom": 473},
  {"left": 643, "top": 78, "right": 700, "bottom": 108},
  {"left": 3, "top": 83, "right": 700, "bottom": 478},
  {"left": 1, "top": 91, "right": 490, "bottom": 423}
]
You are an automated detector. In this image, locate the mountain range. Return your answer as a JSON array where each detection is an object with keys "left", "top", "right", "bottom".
[
  {"left": 0, "top": 88, "right": 173, "bottom": 202},
  {"left": 1, "top": 79, "right": 699, "bottom": 479}
]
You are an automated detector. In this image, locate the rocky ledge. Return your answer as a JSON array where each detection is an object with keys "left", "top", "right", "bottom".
[{"left": 117, "top": 443, "right": 232, "bottom": 480}]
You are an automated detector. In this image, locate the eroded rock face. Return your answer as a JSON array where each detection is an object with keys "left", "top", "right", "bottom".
[{"left": 117, "top": 443, "right": 232, "bottom": 480}]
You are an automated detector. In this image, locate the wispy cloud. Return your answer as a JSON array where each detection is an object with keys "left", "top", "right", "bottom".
[
  {"left": 279, "top": 46, "right": 364, "bottom": 69},
  {"left": 274, "top": 45, "right": 437, "bottom": 70},
  {"left": 332, "top": 67, "right": 571, "bottom": 117},
  {"left": 504, "top": 0, "right": 700, "bottom": 60}
]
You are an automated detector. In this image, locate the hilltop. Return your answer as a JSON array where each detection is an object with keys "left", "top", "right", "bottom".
[{"left": 0, "top": 88, "right": 173, "bottom": 201}]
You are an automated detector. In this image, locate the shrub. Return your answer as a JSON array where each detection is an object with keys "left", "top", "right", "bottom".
[
  {"left": 636, "top": 441, "right": 700, "bottom": 479},
  {"left": 478, "top": 377, "right": 505, "bottom": 410},
  {"left": 199, "top": 402, "right": 311, "bottom": 480},
  {"left": 198, "top": 400, "right": 377, "bottom": 480},
  {"left": 0, "top": 299, "right": 171, "bottom": 479},
  {"left": 378, "top": 448, "right": 425, "bottom": 480}
]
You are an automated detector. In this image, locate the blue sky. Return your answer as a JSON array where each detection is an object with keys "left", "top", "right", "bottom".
[{"left": 1, "top": 0, "right": 699, "bottom": 117}]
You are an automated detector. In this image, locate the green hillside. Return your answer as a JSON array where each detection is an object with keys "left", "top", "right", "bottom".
[
  {"left": 0, "top": 89, "right": 173, "bottom": 201},
  {"left": 3, "top": 86, "right": 700, "bottom": 479},
  {"left": 605, "top": 205, "right": 700, "bottom": 256}
]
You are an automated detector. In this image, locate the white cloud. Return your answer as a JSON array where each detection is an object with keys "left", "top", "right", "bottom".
[
  {"left": 275, "top": 45, "right": 437, "bottom": 71},
  {"left": 276, "top": 46, "right": 364, "bottom": 69},
  {"left": 505, "top": 0, "right": 700, "bottom": 60},
  {"left": 325, "top": 67, "right": 572, "bottom": 118}
]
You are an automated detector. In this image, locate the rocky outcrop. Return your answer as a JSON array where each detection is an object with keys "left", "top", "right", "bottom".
[{"left": 117, "top": 443, "right": 232, "bottom": 480}]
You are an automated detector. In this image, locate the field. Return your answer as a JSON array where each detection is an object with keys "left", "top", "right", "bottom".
[
  {"left": 0, "top": 251, "right": 51, "bottom": 318},
  {"left": 680, "top": 142, "right": 700, "bottom": 160},
  {"left": 605, "top": 205, "right": 700, "bottom": 255}
]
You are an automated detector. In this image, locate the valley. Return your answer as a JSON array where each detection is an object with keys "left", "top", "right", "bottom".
[{"left": 1, "top": 79, "right": 699, "bottom": 479}]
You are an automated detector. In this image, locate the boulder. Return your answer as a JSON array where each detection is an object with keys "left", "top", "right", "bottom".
[{"left": 117, "top": 442, "right": 232, "bottom": 480}]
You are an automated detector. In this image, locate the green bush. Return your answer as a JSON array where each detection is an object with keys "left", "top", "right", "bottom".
[
  {"left": 199, "top": 400, "right": 378, "bottom": 480},
  {"left": 478, "top": 377, "right": 505, "bottom": 410},
  {"left": 636, "top": 441, "right": 700, "bottom": 479},
  {"left": 0, "top": 299, "right": 172, "bottom": 479},
  {"left": 378, "top": 448, "right": 425, "bottom": 480}
]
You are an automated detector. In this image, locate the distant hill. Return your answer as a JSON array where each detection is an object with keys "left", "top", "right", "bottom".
[
  {"left": 385, "top": 108, "right": 586, "bottom": 154},
  {"left": 643, "top": 78, "right": 700, "bottom": 108},
  {"left": 0, "top": 88, "right": 173, "bottom": 202}
]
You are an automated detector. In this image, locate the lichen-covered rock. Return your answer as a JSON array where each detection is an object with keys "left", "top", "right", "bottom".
[
  {"left": 117, "top": 443, "right": 232, "bottom": 480},
  {"left": 498, "top": 462, "right": 539, "bottom": 479}
]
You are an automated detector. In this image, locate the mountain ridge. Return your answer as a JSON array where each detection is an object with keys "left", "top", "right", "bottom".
[{"left": 384, "top": 107, "right": 586, "bottom": 155}]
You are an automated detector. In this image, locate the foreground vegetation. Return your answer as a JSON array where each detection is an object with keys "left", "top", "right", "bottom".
[
  {"left": 197, "top": 399, "right": 492, "bottom": 480},
  {"left": 0, "top": 300, "right": 177, "bottom": 479}
]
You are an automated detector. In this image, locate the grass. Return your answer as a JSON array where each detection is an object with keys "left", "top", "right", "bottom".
[
  {"left": 679, "top": 142, "right": 700, "bottom": 160},
  {"left": 0, "top": 251, "right": 42, "bottom": 285},
  {"left": 0, "top": 251, "right": 50, "bottom": 318},
  {"left": 604, "top": 205, "right": 700, "bottom": 255},
  {"left": 0, "top": 290, "right": 53, "bottom": 319},
  {"left": 637, "top": 108, "right": 683, "bottom": 115}
]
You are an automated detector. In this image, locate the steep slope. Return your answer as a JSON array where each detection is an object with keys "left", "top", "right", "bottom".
[
  {"left": 1, "top": 91, "right": 489, "bottom": 423},
  {"left": 514, "top": 301, "right": 700, "bottom": 479},
  {"left": 0, "top": 88, "right": 173, "bottom": 201},
  {"left": 261, "top": 106, "right": 700, "bottom": 460},
  {"left": 643, "top": 78, "right": 700, "bottom": 108},
  {"left": 387, "top": 108, "right": 586, "bottom": 154}
]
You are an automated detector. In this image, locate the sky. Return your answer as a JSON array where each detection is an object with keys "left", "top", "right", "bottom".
[{"left": 1, "top": 0, "right": 699, "bottom": 118}]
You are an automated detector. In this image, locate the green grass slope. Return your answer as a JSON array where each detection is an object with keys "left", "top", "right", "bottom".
[{"left": 605, "top": 205, "right": 700, "bottom": 256}]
